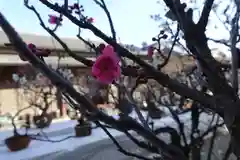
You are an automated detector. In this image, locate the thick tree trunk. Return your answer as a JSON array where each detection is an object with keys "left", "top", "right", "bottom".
[{"left": 229, "top": 116, "right": 240, "bottom": 158}]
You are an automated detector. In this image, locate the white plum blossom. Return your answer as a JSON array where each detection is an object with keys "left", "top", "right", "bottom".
[
  {"left": 12, "top": 73, "right": 20, "bottom": 82},
  {"left": 19, "top": 76, "right": 27, "bottom": 85},
  {"left": 34, "top": 73, "right": 50, "bottom": 86},
  {"left": 12, "top": 73, "right": 27, "bottom": 85},
  {"left": 36, "top": 73, "right": 43, "bottom": 81},
  {"left": 58, "top": 68, "right": 74, "bottom": 80}
]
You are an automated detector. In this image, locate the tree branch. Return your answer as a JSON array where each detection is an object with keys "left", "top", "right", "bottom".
[
  {"left": 24, "top": 1, "right": 94, "bottom": 67},
  {"left": 198, "top": 0, "right": 215, "bottom": 30},
  {"left": 158, "top": 25, "right": 180, "bottom": 69},
  {"left": 0, "top": 12, "right": 190, "bottom": 159},
  {"left": 230, "top": 0, "right": 240, "bottom": 94},
  {"left": 93, "top": 0, "right": 116, "bottom": 41},
  {"left": 124, "top": 131, "right": 160, "bottom": 154},
  {"left": 39, "top": 0, "right": 224, "bottom": 113},
  {"left": 163, "top": 0, "right": 237, "bottom": 102},
  {"left": 208, "top": 38, "right": 230, "bottom": 47},
  {"left": 95, "top": 121, "right": 154, "bottom": 160}
]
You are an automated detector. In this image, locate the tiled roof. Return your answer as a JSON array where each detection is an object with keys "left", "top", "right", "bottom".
[
  {"left": 0, "top": 30, "right": 148, "bottom": 55},
  {"left": 0, "top": 30, "right": 100, "bottom": 52},
  {"left": 0, "top": 54, "right": 95, "bottom": 66},
  {"left": 0, "top": 30, "right": 193, "bottom": 72}
]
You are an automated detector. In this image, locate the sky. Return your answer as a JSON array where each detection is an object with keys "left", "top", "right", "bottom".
[
  {"left": 0, "top": 0, "right": 233, "bottom": 56},
  {"left": 0, "top": 0, "right": 162, "bottom": 46}
]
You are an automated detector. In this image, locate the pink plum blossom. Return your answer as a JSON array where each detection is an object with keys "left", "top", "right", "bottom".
[
  {"left": 48, "top": 15, "right": 62, "bottom": 25},
  {"left": 92, "top": 45, "right": 121, "bottom": 84},
  {"left": 87, "top": 17, "right": 94, "bottom": 23}
]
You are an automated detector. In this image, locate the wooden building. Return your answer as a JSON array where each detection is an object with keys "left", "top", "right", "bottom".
[{"left": 0, "top": 31, "right": 193, "bottom": 117}]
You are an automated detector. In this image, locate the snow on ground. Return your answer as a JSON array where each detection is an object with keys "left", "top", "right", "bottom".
[
  {"left": 0, "top": 120, "right": 78, "bottom": 142},
  {"left": 0, "top": 111, "right": 229, "bottom": 160},
  {"left": 0, "top": 128, "right": 123, "bottom": 160}
]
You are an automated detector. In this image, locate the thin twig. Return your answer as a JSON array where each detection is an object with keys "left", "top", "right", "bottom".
[
  {"left": 95, "top": 121, "right": 154, "bottom": 160},
  {"left": 93, "top": 0, "right": 116, "bottom": 40}
]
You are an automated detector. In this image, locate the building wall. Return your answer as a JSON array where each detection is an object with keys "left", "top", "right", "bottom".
[
  {"left": 0, "top": 66, "right": 91, "bottom": 117},
  {"left": 0, "top": 55, "right": 194, "bottom": 117},
  {"left": 0, "top": 88, "right": 58, "bottom": 116}
]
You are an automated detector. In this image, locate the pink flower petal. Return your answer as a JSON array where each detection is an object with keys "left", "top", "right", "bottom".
[
  {"left": 95, "top": 55, "right": 116, "bottom": 70},
  {"left": 97, "top": 72, "right": 115, "bottom": 84},
  {"left": 113, "top": 65, "right": 121, "bottom": 78},
  {"left": 102, "top": 45, "right": 114, "bottom": 56},
  {"left": 92, "top": 65, "right": 101, "bottom": 77},
  {"left": 102, "top": 45, "right": 120, "bottom": 64},
  {"left": 94, "top": 54, "right": 106, "bottom": 66},
  {"left": 112, "top": 55, "right": 120, "bottom": 64},
  {"left": 92, "top": 50, "right": 121, "bottom": 84}
]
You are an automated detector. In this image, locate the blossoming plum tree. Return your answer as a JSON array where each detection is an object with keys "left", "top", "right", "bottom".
[{"left": 1, "top": 0, "right": 240, "bottom": 159}]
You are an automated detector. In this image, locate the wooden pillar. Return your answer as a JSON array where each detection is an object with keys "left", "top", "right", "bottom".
[{"left": 56, "top": 88, "right": 64, "bottom": 117}]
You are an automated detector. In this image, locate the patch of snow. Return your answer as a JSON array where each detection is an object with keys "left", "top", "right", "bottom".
[
  {"left": 0, "top": 120, "right": 78, "bottom": 141},
  {"left": 154, "top": 112, "right": 228, "bottom": 144},
  {"left": 0, "top": 128, "right": 123, "bottom": 160},
  {"left": 0, "top": 111, "right": 228, "bottom": 160}
]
